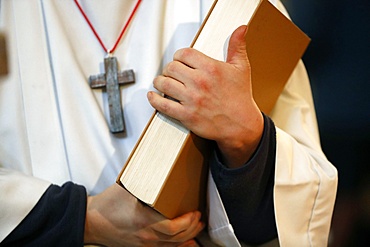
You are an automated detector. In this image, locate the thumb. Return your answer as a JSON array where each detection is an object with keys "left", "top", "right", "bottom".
[{"left": 226, "top": 25, "right": 250, "bottom": 69}]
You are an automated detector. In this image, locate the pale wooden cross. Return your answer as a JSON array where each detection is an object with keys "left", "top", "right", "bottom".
[{"left": 89, "top": 56, "right": 135, "bottom": 133}]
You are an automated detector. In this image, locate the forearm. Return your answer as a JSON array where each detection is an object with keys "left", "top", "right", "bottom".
[{"left": 210, "top": 113, "right": 277, "bottom": 245}]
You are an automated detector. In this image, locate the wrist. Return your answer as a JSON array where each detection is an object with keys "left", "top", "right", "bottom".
[
  {"left": 84, "top": 196, "right": 100, "bottom": 245},
  {"left": 217, "top": 111, "right": 264, "bottom": 168}
]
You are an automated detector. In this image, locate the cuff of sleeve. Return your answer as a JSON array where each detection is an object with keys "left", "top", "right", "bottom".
[
  {"left": 0, "top": 169, "right": 51, "bottom": 242},
  {"left": 210, "top": 112, "right": 275, "bottom": 176},
  {"left": 1, "top": 181, "right": 87, "bottom": 246}
]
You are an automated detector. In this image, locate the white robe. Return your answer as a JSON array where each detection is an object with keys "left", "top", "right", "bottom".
[{"left": 0, "top": 0, "right": 337, "bottom": 246}]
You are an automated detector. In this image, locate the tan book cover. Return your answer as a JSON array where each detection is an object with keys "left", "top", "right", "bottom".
[{"left": 117, "top": 0, "right": 310, "bottom": 219}]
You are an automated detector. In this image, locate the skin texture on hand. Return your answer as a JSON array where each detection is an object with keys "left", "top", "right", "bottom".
[
  {"left": 148, "top": 25, "right": 264, "bottom": 168},
  {"left": 84, "top": 184, "right": 203, "bottom": 247}
]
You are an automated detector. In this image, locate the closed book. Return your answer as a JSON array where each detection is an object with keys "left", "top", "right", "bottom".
[{"left": 117, "top": 0, "right": 310, "bottom": 219}]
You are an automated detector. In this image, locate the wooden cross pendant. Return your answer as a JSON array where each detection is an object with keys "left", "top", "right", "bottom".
[{"left": 89, "top": 56, "right": 135, "bottom": 133}]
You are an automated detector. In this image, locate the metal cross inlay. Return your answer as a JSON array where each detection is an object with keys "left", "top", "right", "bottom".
[{"left": 89, "top": 56, "right": 135, "bottom": 133}]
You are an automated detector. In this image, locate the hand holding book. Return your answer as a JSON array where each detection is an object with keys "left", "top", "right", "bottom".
[
  {"left": 84, "top": 183, "right": 204, "bottom": 246},
  {"left": 148, "top": 25, "right": 264, "bottom": 168},
  {"left": 117, "top": 0, "right": 309, "bottom": 219}
]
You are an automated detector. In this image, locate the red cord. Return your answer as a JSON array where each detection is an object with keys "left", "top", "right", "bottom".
[{"left": 74, "top": 0, "right": 142, "bottom": 54}]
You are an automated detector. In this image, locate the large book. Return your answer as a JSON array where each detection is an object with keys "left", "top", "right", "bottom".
[{"left": 117, "top": 0, "right": 310, "bottom": 219}]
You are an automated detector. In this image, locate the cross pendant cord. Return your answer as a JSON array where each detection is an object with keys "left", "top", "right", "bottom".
[
  {"left": 74, "top": 0, "right": 142, "bottom": 133},
  {"left": 74, "top": 0, "right": 142, "bottom": 55}
]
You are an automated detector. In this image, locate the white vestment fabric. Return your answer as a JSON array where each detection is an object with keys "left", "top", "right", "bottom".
[{"left": 0, "top": 0, "right": 337, "bottom": 246}]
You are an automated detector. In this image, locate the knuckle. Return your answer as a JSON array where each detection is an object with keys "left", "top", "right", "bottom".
[
  {"left": 153, "top": 76, "right": 172, "bottom": 94},
  {"left": 161, "top": 77, "right": 172, "bottom": 93},
  {"left": 174, "top": 48, "right": 184, "bottom": 60},
  {"left": 159, "top": 101, "right": 172, "bottom": 114},
  {"left": 189, "top": 90, "right": 206, "bottom": 109},
  {"left": 174, "top": 48, "right": 193, "bottom": 60},
  {"left": 165, "top": 61, "right": 177, "bottom": 74},
  {"left": 195, "top": 77, "right": 210, "bottom": 93}
]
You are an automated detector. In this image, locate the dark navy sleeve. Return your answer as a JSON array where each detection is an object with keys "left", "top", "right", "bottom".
[
  {"left": 210, "top": 113, "right": 277, "bottom": 245},
  {"left": 1, "top": 182, "right": 87, "bottom": 247}
]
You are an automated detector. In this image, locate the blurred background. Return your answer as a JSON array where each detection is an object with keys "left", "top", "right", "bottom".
[{"left": 281, "top": 0, "right": 370, "bottom": 246}]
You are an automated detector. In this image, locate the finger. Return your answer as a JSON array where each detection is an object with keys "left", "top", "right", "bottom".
[
  {"left": 151, "top": 211, "right": 204, "bottom": 242},
  {"left": 174, "top": 221, "right": 204, "bottom": 243},
  {"left": 150, "top": 221, "right": 204, "bottom": 244},
  {"left": 153, "top": 75, "right": 186, "bottom": 102},
  {"left": 226, "top": 25, "right": 250, "bottom": 70},
  {"left": 147, "top": 91, "right": 186, "bottom": 120},
  {"left": 173, "top": 48, "right": 211, "bottom": 71},
  {"left": 167, "top": 215, "right": 204, "bottom": 242},
  {"left": 163, "top": 60, "right": 195, "bottom": 86},
  {"left": 152, "top": 211, "right": 197, "bottom": 235}
]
